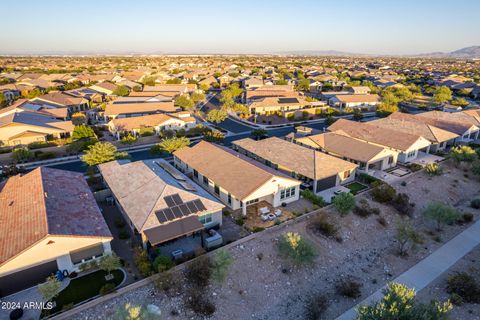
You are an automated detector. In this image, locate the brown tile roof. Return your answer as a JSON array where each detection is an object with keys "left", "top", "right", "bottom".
[
  {"left": 232, "top": 137, "right": 357, "bottom": 180},
  {"left": 371, "top": 113, "right": 458, "bottom": 143},
  {"left": 104, "top": 102, "right": 178, "bottom": 116},
  {"left": 332, "top": 94, "right": 380, "bottom": 103},
  {"left": 0, "top": 167, "right": 112, "bottom": 266},
  {"left": 415, "top": 111, "right": 480, "bottom": 133},
  {"left": 327, "top": 119, "right": 428, "bottom": 151},
  {"left": 34, "top": 92, "right": 86, "bottom": 106},
  {"left": 174, "top": 141, "right": 297, "bottom": 200},
  {"left": 296, "top": 132, "right": 388, "bottom": 163},
  {"left": 109, "top": 113, "right": 189, "bottom": 131}
]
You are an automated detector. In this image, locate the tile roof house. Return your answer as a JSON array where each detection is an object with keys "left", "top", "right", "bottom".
[
  {"left": 31, "top": 92, "right": 89, "bottom": 116},
  {"left": 327, "top": 119, "right": 431, "bottom": 163},
  {"left": 414, "top": 111, "right": 480, "bottom": 143},
  {"left": 232, "top": 137, "right": 358, "bottom": 193},
  {"left": 328, "top": 94, "right": 380, "bottom": 110},
  {"left": 174, "top": 141, "right": 301, "bottom": 215},
  {"left": 0, "top": 167, "right": 112, "bottom": 297},
  {"left": 98, "top": 159, "right": 224, "bottom": 247},
  {"left": 104, "top": 101, "right": 179, "bottom": 120},
  {"left": 295, "top": 132, "right": 398, "bottom": 173}
]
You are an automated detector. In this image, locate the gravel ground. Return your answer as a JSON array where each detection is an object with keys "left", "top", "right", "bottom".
[{"left": 70, "top": 161, "right": 480, "bottom": 320}]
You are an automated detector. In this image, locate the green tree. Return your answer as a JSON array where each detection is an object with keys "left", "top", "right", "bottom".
[
  {"left": 157, "top": 136, "right": 190, "bottom": 154},
  {"left": 423, "top": 202, "right": 460, "bottom": 231},
  {"left": 295, "top": 79, "right": 311, "bottom": 91},
  {"left": 72, "top": 125, "right": 96, "bottom": 140},
  {"left": 212, "top": 249, "right": 234, "bottom": 284},
  {"left": 231, "top": 103, "right": 249, "bottom": 116},
  {"left": 278, "top": 232, "right": 317, "bottom": 265},
  {"left": 174, "top": 95, "right": 194, "bottom": 110},
  {"left": 121, "top": 134, "right": 137, "bottom": 144},
  {"left": 450, "top": 145, "right": 477, "bottom": 164},
  {"left": 433, "top": 86, "right": 452, "bottom": 104},
  {"left": 206, "top": 109, "right": 228, "bottom": 123},
  {"left": 333, "top": 192, "right": 356, "bottom": 215},
  {"left": 99, "top": 253, "right": 122, "bottom": 275},
  {"left": 191, "top": 92, "right": 205, "bottom": 103},
  {"left": 251, "top": 128, "right": 268, "bottom": 140},
  {"left": 38, "top": 275, "right": 62, "bottom": 301},
  {"left": 276, "top": 79, "right": 288, "bottom": 85},
  {"left": 353, "top": 109, "right": 364, "bottom": 121},
  {"left": 141, "top": 76, "right": 157, "bottom": 86},
  {"left": 356, "top": 282, "right": 452, "bottom": 320},
  {"left": 71, "top": 112, "right": 86, "bottom": 125},
  {"left": 451, "top": 97, "right": 469, "bottom": 107},
  {"left": 113, "top": 85, "right": 130, "bottom": 97},
  {"left": 0, "top": 92, "right": 6, "bottom": 108},
  {"left": 166, "top": 78, "right": 181, "bottom": 84},
  {"left": 378, "top": 92, "right": 399, "bottom": 115},
  {"left": 12, "top": 147, "right": 33, "bottom": 163},
  {"left": 81, "top": 142, "right": 122, "bottom": 166},
  {"left": 395, "top": 219, "right": 424, "bottom": 256},
  {"left": 204, "top": 130, "right": 225, "bottom": 143}
]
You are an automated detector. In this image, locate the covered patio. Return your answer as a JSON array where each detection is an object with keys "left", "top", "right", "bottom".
[
  {"left": 410, "top": 151, "right": 444, "bottom": 166},
  {"left": 232, "top": 200, "right": 296, "bottom": 231}
]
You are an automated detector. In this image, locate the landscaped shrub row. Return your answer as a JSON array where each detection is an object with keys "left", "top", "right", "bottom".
[{"left": 302, "top": 189, "right": 326, "bottom": 207}]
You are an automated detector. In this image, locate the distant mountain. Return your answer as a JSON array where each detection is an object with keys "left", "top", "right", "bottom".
[
  {"left": 275, "top": 50, "right": 364, "bottom": 56},
  {"left": 448, "top": 46, "right": 480, "bottom": 58}
]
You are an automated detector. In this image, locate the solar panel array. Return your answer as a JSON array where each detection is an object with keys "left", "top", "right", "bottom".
[
  {"left": 156, "top": 195, "right": 207, "bottom": 224},
  {"left": 278, "top": 97, "right": 299, "bottom": 104}
]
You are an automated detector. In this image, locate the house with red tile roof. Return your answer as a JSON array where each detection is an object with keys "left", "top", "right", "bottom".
[{"left": 0, "top": 167, "right": 112, "bottom": 297}]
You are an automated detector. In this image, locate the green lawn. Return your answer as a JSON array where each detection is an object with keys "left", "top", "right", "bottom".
[
  {"left": 345, "top": 182, "right": 368, "bottom": 194},
  {"left": 45, "top": 269, "right": 124, "bottom": 315}
]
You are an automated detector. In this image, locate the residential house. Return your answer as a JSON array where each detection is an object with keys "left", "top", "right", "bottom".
[
  {"left": 31, "top": 92, "right": 89, "bottom": 116},
  {"left": 232, "top": 137, "right": 357, "bottom": 193},
  {"left": 173, "top": 141, "right": 301, "bottom": 215},
  {"left": 108, "top": 112, "right": 196, "bottom": 139},
  {"left": 327, "top": 119, "right": 431, "bottom": 163},
  {"left": 295, "top": 132, "right": 398, "bottom": 173},
  {"left": 104, "top": 102, "right": 179, "bottom": 120},
  {"left": 414, "top": 111, "right": 480, "bottom": 143},
  {"left": 89, "top": 82, "right": 119, "bottom": 96},
  {"left": 249, "top": 97, "right": 326, "bottom": 119},
  {"left": 0, "top": 167, "right": 112, "bottom": 297},
  {"left": 328, "top": 94, "right": 380, "bottom": 110},
  {"left": 98, "top": 159, "right": 224, "bottom": 249}
]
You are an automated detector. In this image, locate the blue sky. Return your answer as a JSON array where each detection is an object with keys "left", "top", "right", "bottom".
[{"left": 1, "top": 0, "right": 479, "bottom": 54}]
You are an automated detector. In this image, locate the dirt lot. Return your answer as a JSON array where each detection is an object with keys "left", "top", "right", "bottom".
[
  {"left": 417, "top": 245, "right": 480, "bottom": 320},
  {"left": 70, "top": 160, "right": 480, "bottom": 320}
]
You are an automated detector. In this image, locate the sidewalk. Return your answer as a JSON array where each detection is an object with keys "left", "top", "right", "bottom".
[{"left": 336, "top": 218, "right": 480, "bottom": 320}]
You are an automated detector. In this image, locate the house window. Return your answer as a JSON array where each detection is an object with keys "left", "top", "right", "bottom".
[
  {"left": 199, "top": 213, "right": 213, "bottom": 225},
  {"left": 388, "top": 156, "right": 394, "bottom": 164},
  {"left": 407, "top": 150, "right": 416, "bottom": 158},
  {"left": 193, "top": 169, "right": 198, "bottom": 178},
  {"left": 280, "top": 187, "right": 296, "bottom": 200},
  {"left": 203, "top": 176, "right": 208, "bottom": 185},
  {"left": 246, "top": 198, "right": 259, "bottom": 205},
  {"left": 343, "top": 170, "right": 351, "bottom": 179},
  {"left": 227, "top": 193, "right": 232, "bottom": 204},
  {"left": 214, "top": 184, "right": 220, "bottom": 195}
]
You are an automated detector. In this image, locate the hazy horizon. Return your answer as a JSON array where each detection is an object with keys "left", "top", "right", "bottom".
[{"left": 1, "top": 0, "right": 479, "bottom": 55}]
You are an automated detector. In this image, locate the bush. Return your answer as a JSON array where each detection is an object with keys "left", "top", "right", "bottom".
[
  {"left": 99, "top": 283, "right": 116, "bottom": 295},
  {"left": 304, "top": 294, "right": 329, "bottom": 320},
  {"left": 358, "top": 173, "right": 380, "bottom": 185},
  {"left": 407, "top": 163, "right": 423, "bottom": 172},
  {"left": 120, "top": 134, "right": 137, "bottom": 145},
  {"left": 153, "top": 255, "right": 175, "bottom": 273},
  {"left": 425, "top": 163, "right": 442, "bottom": 175},
  {"left": 309, "top": 214, "right": 338, "bottom": 238},
  {"left": 184, "top": 256, "right": 212, "bottom": 288},
  {"left": 278, "top": 232, "right": 317, "bottom": 264},
  {"left": 28, "top": 141, "right": 57, "bottom": 149},
  {"left": 353, "top": 199, "right": 380, "bottom": 218},
  {"left": 336, "top": 278, "right": 362, "bottom": 298},
  {"left": 11, "top": 147, "right": 33, "bottom": 163},
  {"left": 333, "top": 192, "right": 356, "bottom": 215},
  {"left": 371, "top": 183, "right": 396, "bottom": 203},
  {"left": 133, "top": 248, "right": 153, "bottom": 277},
  {"left": 302, "top": 189, "right": 326, "bottom": 207},
  {"left": 391, "top": 193, "right": 413, "bottom": 216},
  {"left": 35, "top": 151, "right": 56, "bottom": 160},
  {"left": 423, "top": 202, "right": 460, "bottom": 231},
  {"left": 446, "top": 272, "right": 480, "bottom": 303},
  {"left": 471, "top": 198, "right": 480, "bottom": 209},
  {"left": 461, "top": 212, "right": 474, "bottom": 223},
  {"left": 212, "top": 249, "right": 233, "bottom": 284}
]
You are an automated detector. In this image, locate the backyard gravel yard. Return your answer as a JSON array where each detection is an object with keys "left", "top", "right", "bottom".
[{"left": 69, "top": 160, "right": 480, "bottom": 320}]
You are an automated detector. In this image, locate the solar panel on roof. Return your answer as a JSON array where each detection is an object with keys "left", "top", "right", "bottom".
[
  {"left": 171, "top": 207, "right": 183, "bottom": 219},
  {"left": 193, "top": 199, "right": 206, "bottom": 211},
  {"left": 179, "top": 203, "right": 189, "bottom": 216},
  {"left": 164, "top": 209, "right": 175, "bottom": 221},
  {"left": 155, "top": 210, "right": 168, "bottom": 223},
  {"left": 278, "top": 98, "right": 298, "bottom": 104},
  {"left": 164, "top": 196, "right": 176, "bottom": 207},
  {"left": 172, "top": 194, "right": 183, "bottom": 205},
  {"left": 186, "top": 201, "right": 197, "bottom": 214}
]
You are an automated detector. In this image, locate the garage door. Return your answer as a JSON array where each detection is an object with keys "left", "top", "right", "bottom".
[
  {"left": 315, "top": 175, "right": 337, "bottom": 192},
  {"left": 0, "top": 260, "right": 58, "bottom": 298}
]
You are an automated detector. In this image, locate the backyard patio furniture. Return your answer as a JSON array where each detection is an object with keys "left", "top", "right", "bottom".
[
  {"left": 267, "top": 213, "right": 276, "bottom": 220},
  {"left": 261, "top": 214, "right": 269, "bottom": 222},
  {"left": 259, "top": 207, "right": 270, "bottom": 215},
  {"left": 274, "top": 209, "right": 282, "bottom": 217}
]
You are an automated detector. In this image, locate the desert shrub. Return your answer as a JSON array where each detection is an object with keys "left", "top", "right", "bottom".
[
  {"left": 120, "top": 134, "right": 137, "bottom": 145},
  {"left": 309, "top": 214, "right": 338, "bottom": 238},
  {"left": 28, "top": 141, "right": 57, "bottom": 149},
  {"left": 99, "top": 283, "right": 116, "bottom": 295},
  {"left": 304, "top": 293, "right": 329, "bottom": 320},
  {"left": 35, "top": 151, "right": 56, "bottom": 160},
  {"left": 391, "top": 193, "right": 413, "bottom": 216},
  {"left": 302, "top": 189, "right": 326, "bottom": 207},
  {"left": 185, "top": 289, "right": 216, "bottom": 316},
  {"left": 407, "top": 163, "right": 423, "bottom": 172},
  {"left": 471, "top": 198, "right": 480, "bottom": 209},
  {"left": 446, "top": 272, "right": 480, "bottom": 303},
  {"left": 154, "top": 272, "right": 182, "bottom": 297},
  {"left": 12, "top": 147, "right": 33, "bottom": 163},
  {"left": 353, "top": 199, "right": 380, "bottom": 218},
  {"left": 371, "top": 183, "right": 396, "bottom": 203},
  {"left": 212, "top": 249, "right": 233, "bottom": 284},
  {"left": 423, "top": 202, "right": 461, "bottom": 231},
  {"left": 425, "top": 163, "right": 442, "bottom": 176},
  {"left": 251, "top": 226, "right": 265, "bottom": 233},
  {"left": 133, "top": 248, "right": 153, "bottom": 277},
  {"left": 336, "top": 277, "right": 362, "bottom": 298},
  {"left": 153, "top": 255, "right": 175, "bottom": 272},
  {"left": 184, "top": 256, "right": 212, "bottom": 288},
  {"left": 139, "top": 126, "right": 155, "bottom": 137},
  {"left": 278, "top": 232, "right": 317, "bottom": 264},
  {"left": 333, "top": 192, "right": 356, "bottom": 215},
  {"left": 460, "top": 212, "right": 474, "bottom": 223}
]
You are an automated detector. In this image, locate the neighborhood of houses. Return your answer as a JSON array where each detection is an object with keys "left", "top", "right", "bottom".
[{"left": 1, "top": 54, "right": 480, "bottom": 319}]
